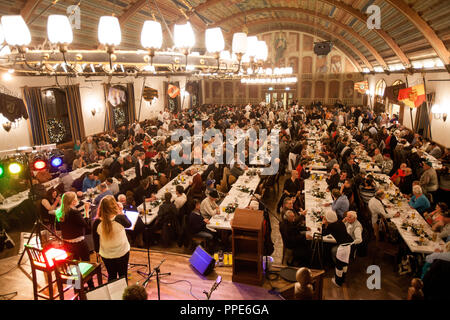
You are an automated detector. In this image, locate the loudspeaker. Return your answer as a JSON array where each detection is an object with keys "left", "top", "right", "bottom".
[
  {"left": 189, "top": 245, "right": 215, "bottom": 275},
  {"left": 314, "top": 41, "right": 333, "bottom": 56}
]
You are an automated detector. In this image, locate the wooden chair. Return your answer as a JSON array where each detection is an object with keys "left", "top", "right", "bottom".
[
  {"left": 372, "top": 217, "right": 399, "bottom": 271},
  {"left": 24, "top": 245, "right": 67, "bottom": 300},
  {"left": 54, "top": 259, "right": 103, "bottom": 300}
]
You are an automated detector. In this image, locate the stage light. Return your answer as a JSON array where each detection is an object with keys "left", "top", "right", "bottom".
[
  {"left": 33, "top": 159, "right": 47, "bottom": 171},
  {"left": 0, "top": 165, "right": 4, "bottom": 177},
  {"left": 8, "top": 162, "right": 22, "bottom": 174},
  {"left": 43, "top": 247, "right": 68, "bottom": 267},
  {"left": 50, "top": 157, "right": 63, "bottom": 168}
]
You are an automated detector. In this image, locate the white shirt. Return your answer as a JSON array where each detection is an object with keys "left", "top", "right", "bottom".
[
  {"left": 174, "top": 193, "right": 187, "bottom": 209},
  {"left": 97, "top": 219, "right": 130, "bottom": 259},
  {"left": 108, "top": 182, "right": 120, "bottom": 195}
]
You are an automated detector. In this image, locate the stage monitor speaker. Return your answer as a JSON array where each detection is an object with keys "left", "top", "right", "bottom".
[
  {"left": 189, "top": 245, "right": 215, "bottom": 275},
  {"left": 314, "top": 41, "right": 333, "bottom": 56}
]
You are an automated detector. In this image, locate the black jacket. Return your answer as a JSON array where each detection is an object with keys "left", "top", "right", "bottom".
[
  {"left": 327, "top": 173, "right": 340, "bottom": 190},
  {"left": 279, "top": 220, "right": 308, "bottom": 249},
  {"left": 322, "top": 220, "right": 353, "bottom": 245},
  {"left": 57, "top": 208, "right": 89, "bottom": 240},
  {"left": 189, "top": 210, "right": 207, "bottom": 235}
]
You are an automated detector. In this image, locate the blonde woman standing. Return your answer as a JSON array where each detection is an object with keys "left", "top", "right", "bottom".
[
  {"left": 93, "top": 195, "right": 131, "bottom": 282},
  {"left": 56, "top": 192, "right": 91, "bottom": 262}
]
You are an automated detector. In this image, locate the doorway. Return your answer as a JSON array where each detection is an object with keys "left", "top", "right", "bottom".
[{"left": 264, "top": 87, "right": 296, "bottom": 109}]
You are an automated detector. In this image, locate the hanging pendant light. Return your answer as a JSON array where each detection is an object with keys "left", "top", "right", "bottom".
[
  {"left": 232, "top": 32, "right": 247, "bottom": 55},
  {"left": 174, "top": 22, "right": 195, "bottom": 51},
  {"left": 98, "top": 16, "right": 121, "bottom": 48},
  {"left": 1, "top": 15, "right": 31, "bottom": 49},
  {"left": 205, "top": 27, "right": 224, "bottom": 55},
  {"left": 141, "top": 20, "right": 162, "bottom": 50},
  {"left": 47, "top": 15, "right": 73, "bottom": 52},
  {"left": 255, "top": 40, "right": 268, "bottom": 62}
]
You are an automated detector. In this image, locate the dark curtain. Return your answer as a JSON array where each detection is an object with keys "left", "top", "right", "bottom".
[
  {"left": 64, "top": 84, "right": 86, "bottom": 142},
  {"left": 126, "top": 83, "right": 136, "bottom": 124},
  {"left": 103, "top": 83, "right": 115, "bottom": 132},
  {"left": 22, "top": 86, "right": 49, "bottom": 145}
]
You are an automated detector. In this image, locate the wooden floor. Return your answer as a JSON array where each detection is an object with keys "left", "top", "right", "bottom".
[{"left": 0, "top": 173, "right": 412, "bottom": 300}]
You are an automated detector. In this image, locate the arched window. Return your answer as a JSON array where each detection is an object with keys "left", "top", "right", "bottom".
[
  {"left": 375, "top": 79, "right": 387, "bottom": 97},
  {"left": 328, "top": 81, "right": 340, "bottom": 98},
  {"left": 314, "top": 81, "right": 325, "bottom": 98},
  {"left": 41, "top": 88, "right": 72, "bottom": 144}
]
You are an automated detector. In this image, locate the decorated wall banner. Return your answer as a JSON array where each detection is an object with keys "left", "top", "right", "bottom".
[
  {"left": 397, "top": 84, "right": 425, "bottom": 108},
  {"left": 354, "top": 80, "right": 369, "bottom": 94},
  {"left": 143, "top": 86, "right": 158, "bottom": 101},
  {"left": 168, "top": 84, "right": 180, "bottom": 98}
]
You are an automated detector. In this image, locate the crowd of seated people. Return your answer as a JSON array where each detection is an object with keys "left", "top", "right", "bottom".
[{"left": 16, "top": 100, "right": 448, "bottom": 297}]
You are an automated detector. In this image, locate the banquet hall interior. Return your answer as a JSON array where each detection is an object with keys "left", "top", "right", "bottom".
[{"left": 0, "top": 0, "right": 449, "bottom": 301}]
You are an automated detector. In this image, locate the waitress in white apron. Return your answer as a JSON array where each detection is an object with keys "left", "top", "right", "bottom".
[{"left": 322, "top": 210, "right": 355, "bottom": 287}]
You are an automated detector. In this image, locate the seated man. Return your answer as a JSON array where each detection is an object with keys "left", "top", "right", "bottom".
[
  {"left": 325, "top": 189, "right": 349, "bottom": 220},
  {"left": 189, "top": 199, "right": 214, "bottom": 240},
  {"left": 200, "top": 190, "right": 220, "bottom": 220},
  {"left": 173, "top": 185, "right": 187, "bottom": 210},
  {"left": 368, "top": 189, "right": 400, "bottom": 237},
  {"left": 82, "top": 172, "right": 100, "bottom": 192},
  {"left": 279, "top": 210, "right": 311, "bottom": 266},
  {"left": 106, "top": 177, "right": 120, "bottom": 196},
  {"left": 94, "top": 182, "right": 113, "bottom": 207}
]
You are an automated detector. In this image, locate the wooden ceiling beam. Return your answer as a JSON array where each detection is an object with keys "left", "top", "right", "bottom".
[
  {"left": 210, "top": 7, "right": 388, "bottom": 68},
  {"left": 230, "top": 17, "right": 373, "bottom": 71},
  {"left": 384, "top": 0, "right": 449, "bottom": 71},
  {"left": 20, "top": 0, "right": 43, "bottom": 22},
  {"left": 118, "top": 0, "right": 148, "bottom": 25},
  {"left": 319, "top": 0, "right": 411, "bottom": 67}
]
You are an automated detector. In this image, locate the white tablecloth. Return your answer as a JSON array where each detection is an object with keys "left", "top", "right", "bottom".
[{"left": 209, "top": 169, "right": 262, "bottom": 231}]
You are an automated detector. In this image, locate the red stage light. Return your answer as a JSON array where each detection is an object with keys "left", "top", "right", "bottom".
[
  {"left": 44, "top": 247, "right": 68, "bottom": 267},
  {"left": 33, "top": 160, "right": 47, "bottom": 171}
]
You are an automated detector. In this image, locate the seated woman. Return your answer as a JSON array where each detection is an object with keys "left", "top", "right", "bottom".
[
  {"left": 40, "top": 188, "right": 61, "bottom": 227},
  {"left": 409, "top": 185, "right": 431, "bottom": 215},
  {"left": 424, "top": 202, "right": 447, "bottom": 231},
  {"left": 340, "top": 178, "right": 355, "bottom": 207}
]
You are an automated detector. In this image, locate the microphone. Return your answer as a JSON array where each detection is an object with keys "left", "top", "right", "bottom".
[{"left": 204, "top": 276, "right": 222, "bottom": 300}]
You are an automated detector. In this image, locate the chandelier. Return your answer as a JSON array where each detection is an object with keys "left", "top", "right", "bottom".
[{"left": 0, "top": 14, "right": 273, "bottom": 78}]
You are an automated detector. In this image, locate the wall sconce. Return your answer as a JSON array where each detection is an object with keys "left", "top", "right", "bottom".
[
  {"left": 432, "top": 104, "right": 447, "bottom": 122},
  {"left": 2, "top": 121, "right": 12, "bottom": 132}
]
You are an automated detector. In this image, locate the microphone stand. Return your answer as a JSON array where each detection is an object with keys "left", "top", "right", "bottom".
[
  {"left": 143, "top": 258, "right": 170, "bottom": 300},
  {"left": 133, "top": 196, "right": 151, "bottom": 277}
]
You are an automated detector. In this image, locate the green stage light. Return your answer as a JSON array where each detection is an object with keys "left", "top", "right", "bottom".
[{"left": 0, "top": 165, "right": 4, "bottom": 177}]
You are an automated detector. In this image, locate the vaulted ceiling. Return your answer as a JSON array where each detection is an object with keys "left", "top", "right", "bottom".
[{"left": 1, "top": 0, "right": 449, "bottom": 72}]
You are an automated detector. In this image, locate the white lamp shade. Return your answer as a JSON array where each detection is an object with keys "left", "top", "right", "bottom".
[
  {"left": 232, "top": 32, "right": 247, "bottom": 54},
  {"left": 205, "top": 27, "right": 224, "bottom": 53},
  {"left": 98, "top": 16, "right": 121, "bottom": 46},
  {"left": 174, "top": 22, "right": 195, "bottom": 49},
  {"left": 0, "top": 24, "right": 4, "bottom": 44},
  {"left": 1, "top": 15, "right": 31, "bottom": 46},
  {"left": 47, "top": 15, "right": 73, "bottom": 44},
  {"left": 141, "top": 20, "right": 162, "bottom": 49},
  {"left": 246, "top": 36, "right": 258, "bottom": 57},
  {"left": 255, "top": 40, "right": 268, "bottom": 61}
]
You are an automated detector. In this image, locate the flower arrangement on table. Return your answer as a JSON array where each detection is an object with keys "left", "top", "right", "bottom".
[
  {"left": 237, "top": 186, "right": 251, "bottom": 193},
  {"left": 225, "top": 202, "right": 238, "bottom": 214},
  {"left": 312, "top": 188, "right": 326, "bottom": 199},
  {"left": 401, "top": 221, "right": 431, "bottom": 241},
  {"left": 246, "top": 169, "right": 259, "bottom": 177},
  {"left": 387, "top": 193, "right": 404, "bottom": 204},
  {"left": 149, "top": 199, "right": 162, "bottom": 208},
  {"left": 311, "top": 209, "right": 324, "bottom": 222}
]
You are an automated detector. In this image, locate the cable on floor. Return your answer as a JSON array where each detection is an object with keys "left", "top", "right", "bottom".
[{"left": 159, "top": 279, "right": 200, "bottom": 300}]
